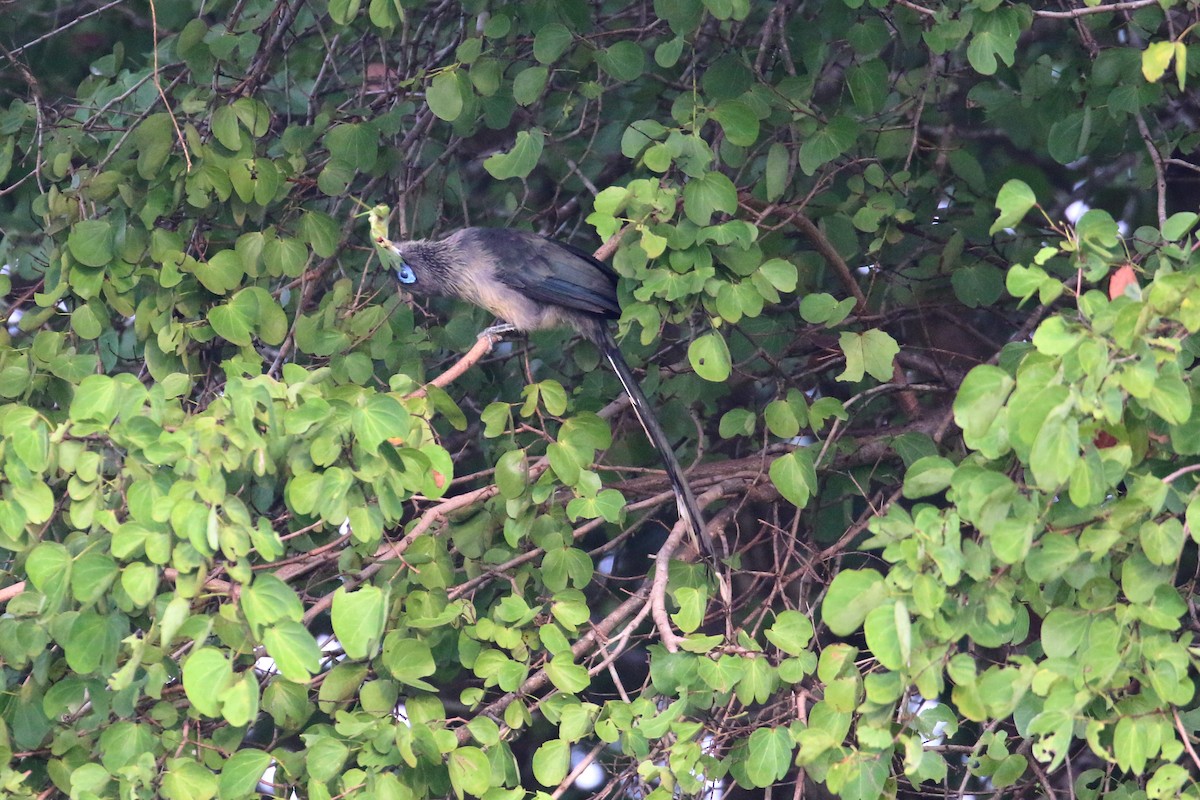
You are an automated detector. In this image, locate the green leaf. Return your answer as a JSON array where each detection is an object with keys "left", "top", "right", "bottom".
[
  {"left": 798, "top": 116, "right": 859, "bottom": 175},
  {"left": 71, "top": 374, "right": 120, "bottom": 424},
  {"left": 1140, "top": 519, "right": 1184, "bottom": 566},
  {"left": 306, "top": 736, "right": 350, "bottom": 782},
  {"left": 329, "top": 0, "right": 362, "bottom": 25},
  {"left": 735, "top": 656, "right": 778, "bottom": 705},
  {"left": 219, "top": 749, "right": 273, "bottom": 799},
  {"left": 953, "top": 365, "right": 1014, "bottom": 453},
  {"left": 495, "top": 448, "right": 529, "bottom": 499},
  {"left": 1162, "top": 211, "right": 1197, "bottom": 241},
  {"left": 1142, "top": 40, "right": 1175, "bottom": 83},
  {"left": 1047, "top": 109, "right": 1091, "bottom": 165},
  {"left": 683, "top": 170, "right": 738, "bottom": 225},
  {"left": 769, "top": 449, "right": 817, "bottom": 509},
  {"left": 71, "top": 304, "right": 103, "bottom": 339},
  {"left": 656, "top": 0, "right": 704, "bottom": 35},
  {"left": 26, "top": 541, "right": 71, "bottom": 593},
  {"left": 847, "top": 60, "right": 888, "bottom": 114},
  {"left": 758, "top": 258, "right": 798, "bottom": 293},
  {"left": 183, "top": 647, "right": 232, "bottom": 717},
  {"left": 1076, "top": 208, "right": 1119, "bottom": 256},
  {"left": 545, "top": 654, "right": 590, "bottom": 692},
  {"left": 484, "top": 129, "right": 545, "bottom": 180},
  {"left": 325, "top": 122, "right": 378, "bottom": 171},
  {"left": 864, "top": 601, "right": 908, "bottom": 670},
  {"left": 532, "top": 738, "right": 570, "bottom": 787},
  {"left": 967, "top": 8, "right": 1020, "bottom": 75},
  {"left": 382, "top": 635, "right": 437, "bottom": 689},
  {"left": 120, "top": 562, "right": 158, "bottom": 608},
  {"left": 951, "top": 263, "right": 1004, "bottom": 308},
  {"left": 241, "top": 573, "right": 305, "bottom": 633},
  {"left": 133, "top": 113, "right": 175, "bottom": 178},
  {"left": 546, "top": 441, "right": 583, "bottom": 486},
  {"left": 765, "top": 142, "right": 788, "bottom": 201},
  {"left": 211, "top": 104, "right": 242, "bottom": 150},
  {"left": 64, "top": 610, "right": 118, "bottom": 674},
  {"left": 161, "top": 758, "right": 219, "bottom": 800},
  {"left": 534, "top": 23, "right": 573, "bottom": 63},
  {"left": 671, "top": 586, "right": 706, "bottom": 632},
  {"left": 800, "top": 293, "right": 855, "bottom": 326},
  {"left": 207, "top": 298, "right": 254, "bottom": 346},
  {"left": 68, "top": 219, "right": 114, "bottom": 268},
  {"left": 687, "top": 331, "right": 732, "bottom": 381},
  {"left": 1144, "top": 363, "right": 1192, "bottom": 425},
  {"left": 352, "top": 393, "right": 412, "bottom": 451},
  {"left": 823, "top": 569, "right": 886, "bottom": 635},
  {"left": 599, "top": 41, "right": 645, "bottom": 82},
  {"left": 195, "top": 250, "right": 244, "bottom": 295},
  {"left": 301, "top": 210, "right": 340, "bottom": 258},
  {"left": 712, "top": 100, "right": 759, "bottom": 147},
  {"left": 655, "top": 36, "right": 685, "bottom": 68},
  {"left": 621, "top": 119, "right": 667, "bottom": 158},
  {"left": 331, "top": 585, "right": 387, "bottom": 659},
  {"left": 71, "top": 552, "right": 117, "bottom": 604},
  {"left": 743, "top": 727, "right": 794, "bottom": 787},
  {"left": 427, "top": 70, "right": 465, "bottom": 121},
  {"left": 765, "top": 610, "right": 814, "bottom": 656},
  {"left": 837, "top": 329, "right": 899, "bottom": 383},
  {"left": 990, "top": 179, "right": 1037, "bottom": 234},
  {"left": 764, "top": 398, "right": 801, "bottom": 439},
  {"left": 447, "top": 746, "right": 492, "bottom": 798},
  {"left": 12, "top": 478, "right": 52, "bottom": 525},
  {"left": 513, "top": 66, "right": 548, "bottom": 106},
  {"left": 719, "top": 408, "right": 756, "bottom": 438},
  {"left": 220, "top": 674, "right": 259, "bottom": 727},
  {"left": 903, "top": 456, "right": 955, "bottom": 498},
  {"left": 262, "top": 620, "right": 322, "bottom": 682},
  {"left": 1029, "top": 403, "right": 1078, "bottom": 489}
]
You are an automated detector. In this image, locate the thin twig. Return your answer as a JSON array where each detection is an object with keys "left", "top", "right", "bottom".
[
  {"left": 1136, "top": 112, "right": 1167, "bottom": 228},
  {"left": 148, "top": 0, "right": 192, "bottom": 171}
]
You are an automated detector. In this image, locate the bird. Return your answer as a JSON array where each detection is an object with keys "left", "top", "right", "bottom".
[{"left": 379, "top": 226, "right": 717, "bottom": 561}]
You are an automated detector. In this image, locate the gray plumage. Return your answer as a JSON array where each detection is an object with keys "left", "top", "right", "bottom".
[{"left": 391, "top": 228, "right": 715, "bottom": 559}]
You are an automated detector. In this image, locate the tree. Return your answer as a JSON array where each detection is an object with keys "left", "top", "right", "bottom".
[{"left": 2, "top": 0, "right": 1200, "bottom": 797}]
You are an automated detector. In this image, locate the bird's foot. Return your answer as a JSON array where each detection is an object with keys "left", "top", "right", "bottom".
[{"left": 478, "top": 322, "right": 516, "bottom": 341}]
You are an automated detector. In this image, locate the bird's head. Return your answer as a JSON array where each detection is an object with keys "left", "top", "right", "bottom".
[{"left": 382, "top": 238, "right": 456, "bottom": 298}]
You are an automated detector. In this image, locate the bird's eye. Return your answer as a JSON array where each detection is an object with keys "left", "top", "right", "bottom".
[{"left": 396, "top": 263, "right": 416, "bottom": 284}]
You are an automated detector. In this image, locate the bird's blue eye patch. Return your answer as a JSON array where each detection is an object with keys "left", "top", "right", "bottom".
[{"left": 396, "top": 262, "right": 416, "bottom": 284}]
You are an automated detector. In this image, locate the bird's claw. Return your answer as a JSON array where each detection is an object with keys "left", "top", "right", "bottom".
[{"left": 479, "top": 323, "right": 516, "bottom": 340}]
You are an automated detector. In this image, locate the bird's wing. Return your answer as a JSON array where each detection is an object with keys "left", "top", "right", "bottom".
[{"left": 466, "top": 229, "right": 621, "bottom": 319}]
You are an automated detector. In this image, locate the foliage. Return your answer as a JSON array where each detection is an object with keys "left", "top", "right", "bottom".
[{"left": 3, "top": 1, "right": 1200, "bottom": 799}]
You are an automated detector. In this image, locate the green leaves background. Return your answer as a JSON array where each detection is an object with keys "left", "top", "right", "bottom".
[{"left": 4, "top": 1, "right": 1200, "bottom": 799}]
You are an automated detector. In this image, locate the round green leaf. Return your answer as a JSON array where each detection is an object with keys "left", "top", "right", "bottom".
[
  {"left": 532, "top": 738, "right": 570, "bottom": 787},
  {"left": 427, "top": 71, "right": 465, "bottom": 121},
  {"left": 533, "top": 23, "right": 572, "bottom": 64},
  {"left": 161, "top": 757, "right": 218, "bottom": 800},
  {"left": 768, "top": 449, "right": 817, "bottom": 509},
  {"left": 219, "top": 749, "right": 272, "bottom": 799},
  {"left": 822, "top": 569, "right": 886, "bottom": 635},
  {"left": 448, "top": 746, "right": 492, "bottom": 797},
  {"left": 599, "top": 41, "right": 645, "bottom": 82},
  {"left": 990, "top": 179, "right": 1037, "bottom": 234},
  {"left": 183, "top": 647, "right": 232, "bottom": 717},
  {"left": 26, "top": 541, "right": 71, "bottom": 592},
  {"left": 67, "top": 219, "right": 114, "bottom": 268},
  {"left": 262, "top": 620, "right": 322, "bottom": 682},
  {"left": 483, "top": 129, "right": 545, "bottom": 180},
  {"left": 331, "top": 585, "right": 387, "bottom": 660},
  {"left": 687, "top": 331, "right": 731, "bottom": 381}
]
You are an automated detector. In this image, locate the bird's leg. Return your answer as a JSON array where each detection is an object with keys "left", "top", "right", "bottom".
[{"left": 478, "top": 321, "right": 517, "bottom": 340}]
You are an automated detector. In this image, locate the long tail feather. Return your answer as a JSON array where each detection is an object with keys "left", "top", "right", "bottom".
[{"left": 596, "top": 328, "right": 719, "bottom": 560}]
